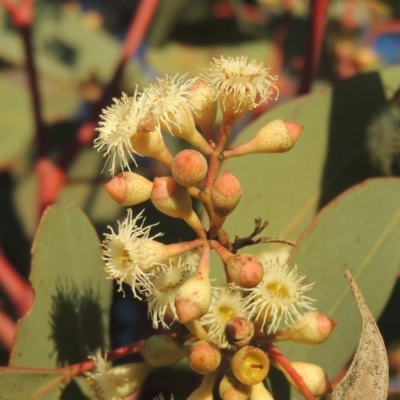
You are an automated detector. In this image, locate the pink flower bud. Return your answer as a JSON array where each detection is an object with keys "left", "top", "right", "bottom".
[
  {"left": 151, "top": 177, "right": 205, "bottom": 238},
  {"left": 171, "top": 150, "right": 208, "bottom": 187},
  {"left": 231, "top": 345, "right": 270, "bottom": 386},
  {"left": 104, "top": 172, "right": 152, "bottom": 206},
  {"left": 219, "top": 369, "right": 250, "bottom": 400},
  {"left": 281, "top": 362, "right": 331, "bottom": 397},
  {"left": 211, "top": 171, "right": 242, "bottom": 217},
  {"left": 139, "top": 334, "right": 187, "bottom": 367},
  {"left": 226, "top": 317, "right": 254, "bottom": 347},
  {"left": 174, "top": 245, "right": 212, "bottom": 323},
  {"left": 187, "top": 340, "right": 221, "bottom": 374},
  {"left": 272, "top": 311, "right": 336, "bottom": 344},
  {"left": 223, "top": 119, "right": 303, "bottom": 158},
  {"left": 174, "top": 274, "right": 212, "bottom": 323},
  {"left": 226, "top": 254, "right": 264, "bottom": 288}
]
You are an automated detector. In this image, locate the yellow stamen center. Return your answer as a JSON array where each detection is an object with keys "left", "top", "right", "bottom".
[
  {"left": 266, "top": 282, "right": 289, "bottom": 298},
  {"left": 218, "top": 305, "right": 235, "bottom": 321}
]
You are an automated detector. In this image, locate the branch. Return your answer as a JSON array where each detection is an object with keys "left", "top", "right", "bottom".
[
  {"left": 58, "top": 0, "right": 160, "bottom": 171},
  {"left": 266, "top": 345, "right": 316, "bottom": 400},
  {"left": 231, "top": 218, "right": 297, "bottom": 253}
]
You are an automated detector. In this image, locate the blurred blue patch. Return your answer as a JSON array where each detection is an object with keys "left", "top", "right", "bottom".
[
  {"left": 374, "top": 33, "right": 400, "bottom": 64},
  {"left": 113, "top": 297, "right": 140, "bottom": 325}
]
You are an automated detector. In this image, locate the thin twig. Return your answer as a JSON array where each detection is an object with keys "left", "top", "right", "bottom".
[{"left": 231, "top": 217, "right": 297, "bottom": 252}]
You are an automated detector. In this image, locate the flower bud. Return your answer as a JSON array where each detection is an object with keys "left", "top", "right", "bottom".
[
  {"left": 151, "top": 177, "right": 205, "bottom": 238},
  {"left": 250, "top": 382, "right": 274, "bottom": 400},
  {"left": 226, "top": 254, "right": 264, "bottom": 288},
  {"left": 187, "top": 372, "right": 216, "bottom": 400},
  {"left": 231, "top": 346, "right": 269, "bottom": 385},
  {"left": 219, "top": 369, "right": 251, "bottom": 400},
  {"left": 171, "top": 150, "right": 208, "bottom": 187},
  {"left": 174, "top": 273, "right": 212, "bottom": 323},
  {"left": 175, "top": 245, "right": 212, "bottom": 323},
  {"left": 139, "top": 334, "right": 187, "bottom": 367},
  {"left": 186, "top": 80, "right": 218, "bottom": 134},
  {"left": 280, "top": 362, "right": 331, "bottom": 397},
  {"left": 130, "top": 128, "right": 174, "bottom": 169},
  {"left": 223, "top": 119, "right": 303, "bottom": 158},
  {"left": 187, "top": 340, "right": 221, "bottom": 374},
  {"left": 104, "top": 172, "right": 152, "bottom": 206},
  {"left": 160, "top": 104, "right": 213, "bottom": 155},
  {"left": 211, "top": 171, "right": 242, "bottom": 217},
  {"left": 209, "top": 171, "right": 242, "bottom": 238},
  {"left": 272, "top": 311, "right": 336, "bottom": 344},
  {"left": 226, "top": 317, "right": 254, "bottom": 348}
]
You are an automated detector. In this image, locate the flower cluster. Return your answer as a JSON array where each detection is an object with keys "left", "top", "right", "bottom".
[{"left": 88, "top": 56, "right": 335, "bottom": 400}]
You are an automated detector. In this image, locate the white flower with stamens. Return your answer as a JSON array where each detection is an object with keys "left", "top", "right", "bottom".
[
  {"left": 243, "top": 259, "right": 315, "bottom": 333},
  {"left": 200, "top": 286, "right": 249, "bottom": 348},
  {"left": 94, "top": 88, "right": 148, "bottom": 176},
  {"left": 86, "top": 350, "right": 154, "bottom": 400},
  {"left": 102, "top": 209, "right": 164, "bottom": 298},
  {"left": 144, "top": 74, "right": 199, "bottom": 135},
  {"left": 86, "top": 350, "right": 127, "bottom": 400},
  {"left": 366, "top": 104, "right": 400, "bottom": 175},
  {"left": 145, "top": 251, "right": 199, "bottom": 328},
  {"left": 205, "top": 56, "right": 279, "bottom": 113}
]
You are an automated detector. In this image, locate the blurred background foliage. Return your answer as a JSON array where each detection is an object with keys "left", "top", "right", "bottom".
[{"left": 2, "top": 0, "right": 400, "bottom": 399}]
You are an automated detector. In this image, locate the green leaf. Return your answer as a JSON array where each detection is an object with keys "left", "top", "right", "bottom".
[
  {"left": 0, "top": 367, "right": 65, "bottom": 400},
  {"left": 273, "top": 178, "right": 400, "bottom": 399},
  {"left": 7, "top": 205, "right": 112, "bottom": 398},
  {"left": 220, "top": 70, "right": 394, "bottom": 246},
  {"left": 0, "top": 75, "right": 33, "bottom": 170}
]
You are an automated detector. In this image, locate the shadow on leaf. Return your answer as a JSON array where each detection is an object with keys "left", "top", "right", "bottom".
[{"left": 48, "top": 279, "right": 106, "bottom": 367}]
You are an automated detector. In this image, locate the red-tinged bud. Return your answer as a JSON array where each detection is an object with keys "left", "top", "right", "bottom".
[
  {"left": 174, "top": 274, "right": 212, "bottom": 323},
  {"left": 250, "top": 382, "right": 274, "bottom": 400},
  {"left": 151, "top": 177, "right": 205, "bottom": 238},
  {"left": 187, "top": 80, "right": 218, "bottom": 134},
  {"left": 211, "top": 171, "right": 242, "bottom": 217},
  {"left": 226, "top": 317, "right": 254, "bottom": 347},
  {"left": 272, "top": 311, "right": 336, "bottom": 344},
  {"left": 223, "top": 119, "right": 303, "bottom": 158},
  {"left": 280, "top": 362, "right": 331, "bottom": 397},
  {"left": 219, "top": 369, "right": 251, "bottom": 400},
  {"left": 226, "top": 254, "right": 264, "bottom": 288},
  {"left": 174, "top": 245, "right": 212, "bottom": 323},
  {"left": 231, "top": 345, "right": 270, "bottom": 386},
  {"left": 104, "top": 172, "right": 152, "bottom": 206},
  {"left": 130, "top": 128, "right": 174, "bottom": 169},
  {"left": 160, "top": 105, "right": 213, "bottom": 155},
  {"left": 171, "top": 150, "right": 208, "bottom": 187},
  {"left": 187, "top": 340, "right": 221, "bottom": 374},
  {"left": 209, "top": 171, "right": 242, "bottom": 238},
  {"left": 139, "top": 334, "right": 187, "bottom": 367}
]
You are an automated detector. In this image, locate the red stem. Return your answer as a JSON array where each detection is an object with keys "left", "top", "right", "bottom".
[
  {"left": 0, "top": 310, "right": 16, "bottom": 350},
  {"left": 58, "top": 0, "right": 160, "bottom": 171},
  {"left": 266, "top": 345, "right": 316, "bottom": 400},
  {"left": 297, "top": 0, "right": 329, "bottom": 95},
  {"left": 0, "top": 252, "right": 34, "bottom": 317}
]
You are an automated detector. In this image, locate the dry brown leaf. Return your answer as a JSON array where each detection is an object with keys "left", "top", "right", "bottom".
[{"left": 332, "top": 270, "right": 389, "bottom": 400}]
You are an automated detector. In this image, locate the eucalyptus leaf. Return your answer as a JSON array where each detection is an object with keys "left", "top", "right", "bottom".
[
  {"left": 271, "top": 178, "right": 400, "bottom": 399},
  {"left": 0, "top": 367, "right": 65, "bottom": 400},
  {"left": 332, "top": 270, "right": 388, "bottom": 400},
  {"left": 8, "top": 205, "right": 112, "bottom": 398}
]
